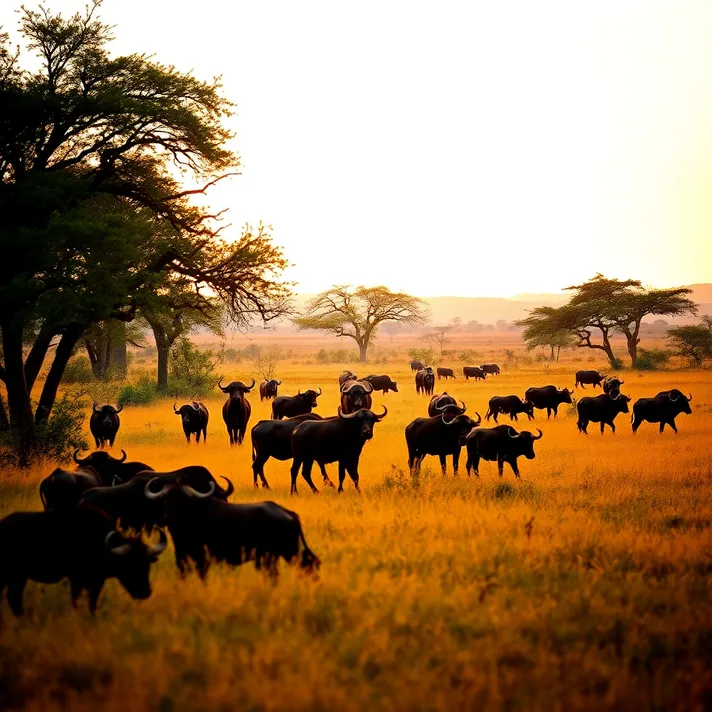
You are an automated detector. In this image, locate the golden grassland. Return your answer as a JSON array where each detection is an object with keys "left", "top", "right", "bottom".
[{"left": 1, "top": 348, "right": 712, "bottom": 711}]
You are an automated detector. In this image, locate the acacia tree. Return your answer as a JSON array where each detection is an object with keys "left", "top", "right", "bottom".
[
  {"left": 516, "top": 312, "right": 577, "bottom": 361},
  {"left": 0, "top": 4, "right": 291, "bottom": 463},
  {"left": 667, "top": 319, "right": 712, "bottom": 366},
  {"left": 294, "top": 286, "right": 428, "bottom": 362}
]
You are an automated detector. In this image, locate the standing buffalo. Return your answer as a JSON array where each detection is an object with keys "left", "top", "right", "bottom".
[
  {"left": 415, "top": 368, "right": 435, "bottom": 395},
  {"left": 173, "top": 402, "right": 209, "bottom": 443},
  {"left": 40, "top": 467, "right": 103, "bottom": 510},
  {"left": 272, "top": 388, "right": 322, "bottom": 420},
  {"left": 603, "top": 376, "right": 624, "bottom": 396},
  {"left": 219, "top": 378, "right": 254, "bottom": 445},
  {"left": 480, "top": 363, "right": 501, "bottom": 376},
  {"left": 290, "top": 407, "right": 388, "bottom": 494},
  {"left": 406, "top": 412, "right": 481, "bottom": 476},
  {"left": 437, "top": 367, "right": 456, "bottom": 380},
  {"left": 463, "top": 366, "right": 486, "bottom": 381},
  {"left": 427, "top": 393, "right": 467, "bottom": 417},
  {"left": 143, "top": 466, "right": 234, "bottom": 501},
  {"left": 251, "top": 414, "right": 329, "bottom": 489},
  {"left": 259, "top": 379, "right": 281, "bottom": 401},
  {"left": 524, "top": 385, "right": 573, "bottom": 419},
  {"left": 575, "top": 370, "right": 606, "bottom": 389},
  {"left": 90, "top": 403, "right": 122, "bottom": 448},
  {"left": 576, "top": 393, "right": 631, "bottom": 434},
  {"left": 465, "top": 425, "right": 543, "bottom": 479},
  {"left": 338, "top": 370, "right": 358, "bottom": 386},
  {"left": 0, "top": 506, "right": 166, "bottom": 615},
  {"left": 363, "top": 374, "right": 398, "bottom": 393},
  {"left": 73, "top": 449, "right": 153, "bottom": 486},
  {"left": 632, "top": 390, "right": 693, "bottom": 434},
  {"left": 410, "top": 360, "right": 424, "bottom": 372},
  {"left": 340, "top": 379, "right": 374, "bottom": 414},
  {"left": 485, "top": 396, "right": 534, "bottom": 423}
]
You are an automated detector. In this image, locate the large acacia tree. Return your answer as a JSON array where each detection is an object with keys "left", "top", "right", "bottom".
[
  {"left": 0, "top": 3, "right": 291, "bottom": 463},
  {"left": 294, "top": 286, "right": 428, "bottom": 362}
]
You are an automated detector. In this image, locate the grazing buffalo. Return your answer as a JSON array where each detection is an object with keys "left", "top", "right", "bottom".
[
  {"left": 632, "top": 390, "right": 692, "bottom": 434},
  {"left": 338, "top": 370, "right": 358, "bottom": 387},
  {"left": 272, "top": 388, "right": 322, "bottom": 420},
  {"left": 576, "top": 393, "right": 631, "bottom": 434},
  {"left": 259, "top": 379, "right": 281, "bottom": 401},
  {"left": 524, "top": 385, "right": 574, "bottom": 419},
  {"left": 437, "top": 367, "right": 456, "bottom": 380},
  {"left": 485, "top": 396, "right": 534, "bottom": 423},
  {"left": 410, "top": 360, "right": 424, "bottom": 372},
  {"left": 251, "top": 414, "right": 329, "bottom": 489},
  {"left": 219, "top": 378, "right": 254, "bottom": 445},
  {"left": 340, "top": 379, "right": 374, "bottom": 414},
  {"left": 143, "top": 466, "right": 234, "bottom": 501},
  {"left": 415, "top": 368, "right": 435, "bottom": 395},
  {"left": 575, "top": 370, "right": 606, "bottom": 389},
  {"left": 603, "top": 376, "right": 624, "bottom": 397},
  {"left": 406, "top": 412, "right": 481, "bottom": 476},
  {"left": 480, "top": 363, "right": 501, "bottom": 376},
  {"left": 173, "top": 401, "right": 209, "bottom": 443},
  {"left": 465, "top": 425, "right": 543, "bottom": 479},
  {"left": 463, "top": 366, "right": 486, "bottom": 381},
  {"left": 40, "top": 467, "right": 103, "bottom": 510},
  {"left": 89, "top": 403, "right": 122, "bottom": 448},
  {"left": 73, "top": 449, "right": 153, "bottom": 486},
  {"left": 290, "top": 407, "right": 388, "bottom": 494},
  {"left": 145, "top": 482, "right": 320, "bottom": 579},
  {"left": 363, "top": 374, "right": 398, "bottom": 394},
  {"left": 0, "top": 506, "right": 166, "bottom": 615},
  {"left": 427, "top": 393, "right": 467, "bottom": 418}
]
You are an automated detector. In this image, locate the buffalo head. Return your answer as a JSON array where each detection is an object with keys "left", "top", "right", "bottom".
[
  {"left": 509, "top": 427, "right": 543, "bottom": 459},
  {"left": 338, "top": 405, "right": 387, "bottom": 440}
]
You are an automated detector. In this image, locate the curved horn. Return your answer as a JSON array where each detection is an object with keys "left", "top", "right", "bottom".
[
  {"left": 669, "top": 392, "right": 679, "bottom": 402},
  {"left": 375, "top": 405, "right": 387, "bottom": 421},
  {"left": 245, "top": 379, "right": 255, "bottom": 391},
  {"left": 316, "top": 386, "right": 322, "bottom": 396},
  {"left": 508, "top": 428, "right": 521, "bottom": 439},
  {"left": 73, "top": 449, "right": 88, "bottom": 465},
  {"left": 276, "top": 381, "right": 282, "bottom": 385},
  {"left": 532, "top": 428, "right": 543, "bottom": 440},
  {"left": 442, "top": 413, "right": 460, "bottom": 425},
  {"left": 147, "top": 529, "right": 168, "bottom": 557},
  {"left": 116, "top": 449, "right": 127, "bottom": 463},
  {"left": 220, "top": 476, "right": 234, "bottom": 498},
  {"left": 192, "top": 402, "right": 201, "bottom": 411},
  {"left": 173, "top": 402, "right": 180, "bottom": 414},
  {"left": 688, "top": 393, "right": 692, "bottom": 402},
  {"left": 115, "top": 403, "right": 123, "bottom": 413},
  {"left": 105, "top": 531, "right": 130, "bottom": 556},
  {"left": 459, "top": 399, "right": 467, "bottom": 413},
  {"left": 361, "top": 380, "right": 373, "bottom": 394},
  {"left": 297, "top": 389, "right": 302, "bottom": 395},
  {"left": 472, "top": 411, "right": 482, "bottom": 426},
  {"left": 218, "top": 378, "right": 229, "bottom": 392},
  {"left": 93, "top": 402, "right": 101, "bottom": 413},
  {"left": 611, "top": 392, "right": 620, "bottom": 400},
  {"left": 338, "top": 406, "right": 358, "bottom": 419},
  {"left": 181, "top": 481, "right": 216, "bottom": 498},
  {"left": 144, "top": 478, "right": 171, "bottom": 501}
]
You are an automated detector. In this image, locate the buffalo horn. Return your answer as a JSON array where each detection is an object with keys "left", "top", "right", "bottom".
[
  {"left": 532, "top": 429, "right": 543, "bottom": 440},
  {"left": 93, "top": 402, "right": 101, "bottom": 413},
  {"left": 73, "top": 449, "right": 88, "bottom": 465},
  {"left": 459, "top": 399, "right": 467, "bottom": 413},
  {"left": 105, "top": 531, "right": 130, "bottom": 556},
  {"left": 688, "top": 393, "right": 692, "bottom": 402},
  {"left": 181, "top": 481, "right": 216, "bottom": 498},
  {"left": 192, "top": 402, "right": 201, "bottom": 411},
  {"left": 173, "top": 402, "right": 180, "bottom": 414},
  {"left": 375, "top": 405, "right": 388, "bottom": 421},
  {"left": 117, "top": 449, "right": 127, "bottom": 463},
  {"left": 276, "top": 381, "right": 282, "bottom": 385},
  {"left": 245, "top": 379, "right": 255, "bottom": 391},
  {"left": 338, "top": 406, "right": 357, "bottom": 419},
  {"left": 508, "top": 428, "right": 521, "bottom": 439},
  {"left": 144, "top": 478, "right": 171, "bottom": 501},
  {"left": 472, "top": 411, "right": 482, "bottom": 426},
  {"left": 147, "top": 529, "right": 168, "bottom": 557},
  {"left": 316, "top": 386, "right": 322, "bottom": 396},
  {"left": 220, "top": 476, "right": 235, "bottom": 498},
  {"left": 115, "top": 403, "right": 123, "bottom": 413},
  {"left": 217, "top": 378, "right": 229, "bottom": 392},
  {"left": 669, "top": 392, "right": 678, "bottom": 401},
  {"left": 298, "top": 389, "right": 302, "bottom": 395}
]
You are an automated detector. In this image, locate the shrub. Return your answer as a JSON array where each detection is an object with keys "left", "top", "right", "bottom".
[
  {"left": 117, "top": 376, "right": 159, "bottom": 405},
  {"left": 62, "top": 357, "right": 95, "bottom": 384},
  {"left": 458, "top": 349, "right": 481, "bottom": 363},
  {"left": 635, "top": 348, "right": 671, "bottom": 371},
  {"left": 170, "top": 339, "right": 222, "bottom": 397}
]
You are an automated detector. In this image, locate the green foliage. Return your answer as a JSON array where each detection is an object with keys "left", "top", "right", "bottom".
[
  {"left": 634, "top": 349, "right": 671, "bottom": 370},
  {"left": 315, "top": 349, "right": 359, "bottom": 364},
  {"left": 169, "top": 339, "right": 223, "bottom": 397},
  {"left": 667, "top": 324, "right": 712, "bottom": 366},
  {"left": 62, "top": 357, "right": 95, "bottom": 384},
  {"left": 408, "top": 348, "right": 435, "bottom": 364},
  {"left": 457, "top": 349, "right": 482, "bottom": 363},
  {"left": 117, "top": 377, "right": 159, "bottom": 406}
]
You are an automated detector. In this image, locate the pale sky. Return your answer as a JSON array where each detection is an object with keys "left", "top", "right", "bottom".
[{"left": 4, "top": 1, "right": 712, "bottom": 297}]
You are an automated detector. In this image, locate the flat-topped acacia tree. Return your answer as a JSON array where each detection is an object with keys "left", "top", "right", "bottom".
[
  {"left": 294, "top": 286, "right": 428, "bottom": 362},
  {"left": 0, "top": 3, "right": 291, "bottom": 463}
]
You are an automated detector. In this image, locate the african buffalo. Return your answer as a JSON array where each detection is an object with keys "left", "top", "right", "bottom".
[
  {"left": 463, "top": 366, "right": 486, "bottom": 381},
  {"left": 465, "top": 425, "right": 543, "bottom": 479},
  {"left": 632, "top": 390, "right": 693, "bottom": 434},
  {"left": 524, "top": 385, "right": 573, "bottom": 419},
  {"left": 290, "top": 407, "right": 388, "bottom": 494},
  {"left": 173, "top": 401, "right": 209, "bottom": 443},
  {"left": 40, "top": 467, "right": 103, "bottom": 510},
  {"left": 410, "top": 360, "right": 424, "bottom": 372},
  {"left": 259, "top": 379, "right": 281, "bottom": 401},
  {"left": 437, "top": 367, "right": 456, "bottom": 380},
  {"left": 603, "top": 376, "right": 624, "bottom": 396},
  {"left": 485, "top": 395, "right": 534, "bottom": 423},
  {"left": 575, "top": 370, "right": 606, "bottom": 389},
  {"left": 405, "top": 412, "right": 481, "bottom": 476},
  {"left": 219, "top": 377, "right": 254, "bottom": 445},
  {"left": 480, "top": 363, "right": 501, "bottom": 376},
  {"left": 340, "top": 379, "right": 373, "bottom": 414},
  {"left": 143, "top": 466, "right": 234, "bottom": 501},
  {"left": 89, "top": 403, "right": 122, "bottom": 448},
  {"left": 363, "top": 374, "right": 398, "bottom": 393},
  {"left": 272, "top": 388, "right": 322, "bottom": 420},
  {"left": 73, "top": 449, "right": 153, "bottom": 486},
  {"left": 0, "top": 506, "right": 166, "bottom": 615},
  {"left": 415, "top": 368, "right": 435, "bottom": 395},
  {"left": 144, "top": 482, "right": 320, "bottom": 579},
  {"left": 251, "top": 414, "right": 329, "bottom": 489},
  {"left": 576, "top": 393, "right": 631, "bottom": 434},
  {"left": 338, "top": 371, "right": 358, "bottom": 387},
  {"left": 427, "top": 393, "right": 467, "bottom": 417}
]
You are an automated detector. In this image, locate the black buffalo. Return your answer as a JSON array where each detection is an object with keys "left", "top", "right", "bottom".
[
  {"left": 40, "top": 467, "right": 103, "bottom": 510},
  {"left": 0, "top": 506, "right": 166, "bottom": 615},
  {"left": 290, "top": 407, "right": 388, "bottom": 494},
  {"left": 480, "top": 363, "right": 501, "bottom": 376},
  {"left": 465, "top": 425, "right": 543, "bottom": 479},
  {"left": 524, "top": 385, "right": 574, "bottom": 419},
  {"left": 90, "top": 403, "right": 122, "bottom": 448},
  {"left": 272, "top": 388, "right": 322, "bottom": 420},
  {"left": 437, "top": 367, "right": 456, "bottom": 380},
  {"left": 144, "top": 482, "right": 320, "bottom": 579},
  {"left": 415, "top": 368, "right": 435, "bottom": 395},
  {"left": 603, "top": 376, "right": 624, "bottom": 396},
  {"left": 632, "top": 390, "right": 693, "bottom": 434},
  {"left": 143, "top": 466, "right": 234, "bottom": 501},
  {"left": 576, "top": 393, "right": 631, "bottom": 434},
  {"left": 219, "top": 378, "right": 254, "bottom": 445},
  {"left": 410, "top": 360, "right": 424, "bottom": 372},
  {"left": 427, "top": 393, "right": 467, "bottom": 417},
  {"left": 340, "top": 379, "right": 374, "bottom": 414},
  {"left": 73, "top": 449, "right": 154, "bottom": 486},
  {"left": 173, "top": 401, "right": 209, "bottom": 443},
  {"left": 463, "top": 366, "right": 486, "bottom": 381},
  {"left": 251, "top": 414, "right": 329, "bottom": 489},
  {"left": 338, "top": 370, "right": 358, "bottom": 386},
  {"left": 363, "top": 374, "right": 398, "bottom": 394},
  {"left": 405, "top": 412, "right": 481, "bottom": 476},
  {"left": 259, "top": 379, "right": 281, "bottom": 401},
  {"left": 485, "top": 395, "right": 534, "bottom": 423},
  {"left": 575, "top": 370, "right": 606, "bottom": 389}
]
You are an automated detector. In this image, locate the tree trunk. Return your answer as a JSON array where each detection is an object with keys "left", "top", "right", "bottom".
[
  {"left": 0, "top": 391, "right": 10, "bottom": 431},
  {"left": 623, "top": 321, "right": 641, "bottom": 367},
  {"left": 358, "top": 340, "right": 368, "bottom": 363},
  {"left": 157, "top": 343, "right": 169, "bottom": 391},
  {"left": 24, "top": 322, "right": 57, "bottom": 391},
  {"left": 109, "top": 321, "right": 127, "bottom": 378},
  {"left": 556, "top": 346, "right": 561, "bottom": 362},
  {"left": 550, "top": 345, "right": 555, "bottom": 361}
]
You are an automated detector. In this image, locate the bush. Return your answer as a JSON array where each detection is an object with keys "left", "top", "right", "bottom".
[
  {"left": 458, "top": 349, "right": 482, "bottom": 363},
  {"left": 170, "top": 339, "right": 222, "bottom": 397},
  {"left": 117, "top": 376, "right": 159, "bottom": 405},
  {"left": 635, "top": 348, "right": 671, "bottom": 371},
  {"left": 62, "top": 357, "right": 95, "bottom": 384}
]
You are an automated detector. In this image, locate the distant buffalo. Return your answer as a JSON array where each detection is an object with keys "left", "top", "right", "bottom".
[
  {"left": 437, "top": 367, "right": 456, "bottom": 380},
  {"left": 603, "top": 376, "right": 623, "bottom": 397},
  {"left": 410, "top": 360, "right": 424, "bottom": 372},
  {"left": 463, "top": 366, "right": 486, "bottom": 381},
  {"left": 73, "top": 450, "right": 153, "bottom": 486},
  {"left": 485, "top": 395, "right": 534, "bottom": 423},
  {"left": 576, "top": 393, "right": 631, "bottom": 434},
  {"left": 480, "top": 363, "right": 501, "bottom": 376},
  {"left": 524, "top": 385, "right": 573, "bottom": 419},
  {"left": 363, "top": 374, "right": 398, "bottom": 394},
  {"left": 340, "top": 379, "right": 373, "bottom": 414},
  {"left": 173, "top": 402, "right": 209, "bottom": 443},
  {"left": 272, "top": 388, "right": 322, "bottom": 420},
  {"left": 465, "top": 425, "right": 542, "bottom": 479},
  {"left": 259, "top": 379, "right": 281, "bottom": 401},
  {"left": 90, "top": 403, "right": 122, "bottom": 448},
  {"left": 575, "top": 370, "right": 606, "bottom": 389},
  {"left": 415, "top": 368, "right": 435, "bottom": 396},
  {"left": 219, "top": 378, "right": 254, "bottom": 445},
  {"left": 632, "top": 390, "right": 692, "bottom": 434},
  {"left": 427, "top": 393, "right": 467, "bottom": 418},
  {"left": 338, "top": 370, "right": 358, "bottom": 387}
]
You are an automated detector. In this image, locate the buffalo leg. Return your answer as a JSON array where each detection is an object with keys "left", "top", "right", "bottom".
[
  {"left": 7, "top": 578, "right": 26, "bottom": 616},
  {"left": 600, "top": 421, "right": 606, "bottom": 434},
  {"left": 439, "top": 454, "right": 447, "bottom": 476},
  {"left": 319, "top": 463, "right": 335, "bottom": 488},
  {"left": 345, "top": 460, "right": 360, "bottom": 492},
  {"left": 511, "top": 413, "right": 518, "bottom": 422},
  {"left": 195, "top": 430, "right": 200, "bottom": 443},
  {"left": 301, "top": 460, "right": 320, "bottom": 494},
  {"left": 87, "top": 582, "right": 105, "bottom": 615},
  {"left": 467, "top": 451, "right": 480, "bottom": 477},
  {"left": 659, "top": 422, "right": 665, "bottom": 433},
  {"left": 610, "top": 420, "right": 616, "bottom": 434},
  {"left": 290, "top": 459, "right": 302, "bottom": 495},
  {"left": 546, "top": 408, "right": 552, "bottom": 420},
  {"left": 632, "top": 416, "right": 641, "bottom": 433},
  {"left": 493, "top": 412, "right": 499, "bottom": 423},
  {"left": 252, "top": 456, "right": 270, "bottom": 488},
  {"left": 202, "top": 427, "right": 207, "bottom": 442},
  {"left": 508, "top": 458, "right": 521, "bottom": 479},
  {"left": 668, "top": 419, "right": 678, "bottom": 434},
  {"left": 452, "top": 450, "right": 460, "bottom": 477},
  {"left": 497, "top": 458, "right": 505, "bottom": 478},
  {"left": 337, "top": 462, "right": 347, "bottom": 493}
]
